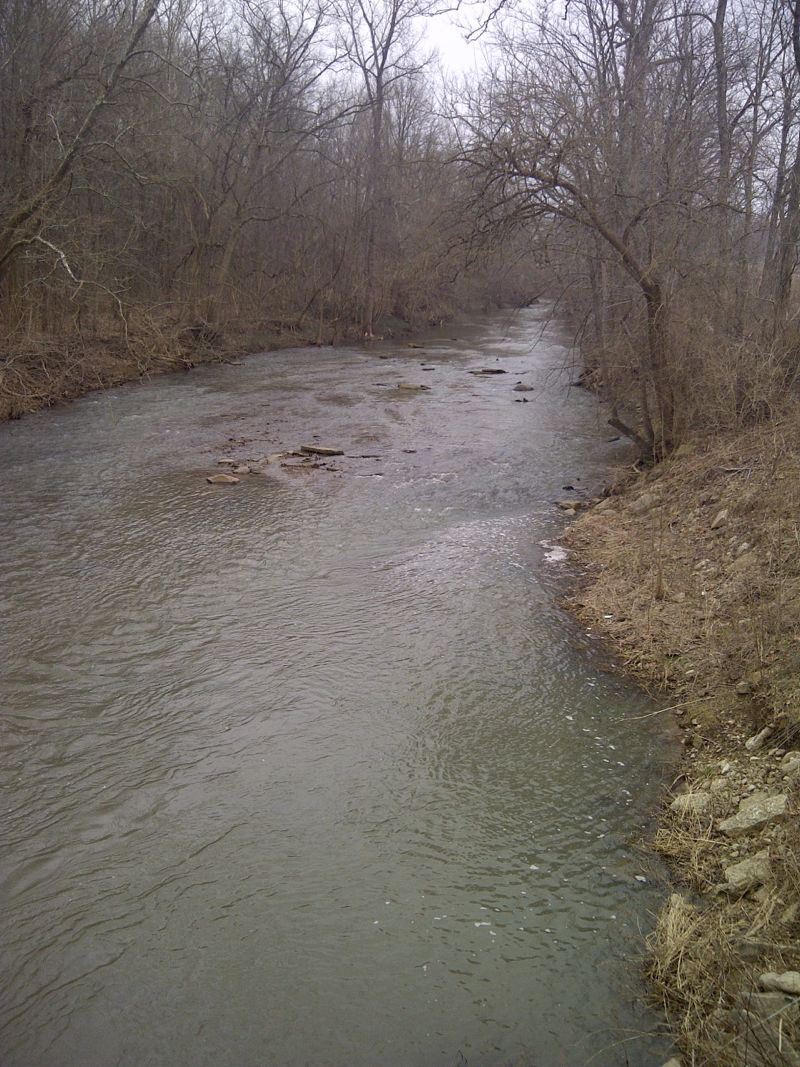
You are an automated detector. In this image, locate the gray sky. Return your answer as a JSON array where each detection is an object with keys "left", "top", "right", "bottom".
[
  {"left": 425, "top": 8, "right": 490, "bottom": 73},
  {"left": 427, "top": 13, "right": 475, "bottom": 70}
]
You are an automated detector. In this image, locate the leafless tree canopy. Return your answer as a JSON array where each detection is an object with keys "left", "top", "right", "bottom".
[
  {"left": 0, "top": 0, "right": 504, "bottom": 359},
  {"left": 458, "top": 0, "right": 800, "bottom": 453},
  {"left": 2, "top": 0, "right": 800, "bottom": 442}
]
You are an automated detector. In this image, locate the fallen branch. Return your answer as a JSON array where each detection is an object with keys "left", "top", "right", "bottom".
[{"left": 608, "top": 415, "right": 651, "bottom": 454}]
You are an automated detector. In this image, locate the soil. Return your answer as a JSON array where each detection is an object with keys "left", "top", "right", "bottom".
[{"left": 563, "top": 408, "right": 800, "bottom": 1066}]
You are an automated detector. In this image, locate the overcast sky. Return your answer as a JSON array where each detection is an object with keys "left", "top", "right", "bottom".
[
  {"left": 426, "top": 12, "right": 477, "bottom": 71},
  {"left": 424, "top": 5, "right": 497, "bottom": 75}
]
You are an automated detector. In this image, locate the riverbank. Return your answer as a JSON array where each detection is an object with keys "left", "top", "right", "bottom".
[
  {"left": 0, "top": 314, "right": 421, "bottom": 421},
  {"left": 0, "top": 325, "right": 302, "bottom": 421},
  {"left": 562, "top": 407, "right": 800, "bottom": 1066}
]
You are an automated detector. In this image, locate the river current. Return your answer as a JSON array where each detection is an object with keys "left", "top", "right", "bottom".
[{"left": 0, "top": 307, "right": 674, "bottom": 1066}]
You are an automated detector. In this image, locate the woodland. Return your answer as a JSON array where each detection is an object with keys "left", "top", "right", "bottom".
[{"left": 3, "top": 0, "right": 800, "bottom": 450}]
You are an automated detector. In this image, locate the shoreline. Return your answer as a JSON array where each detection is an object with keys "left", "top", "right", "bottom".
[
  {"left": 0, "top": 316, "right": 422, "bottom": 422},
  {"left": 561, "top": 411, "right": 800, "bottom": 1066},
  {"left": 0, "top": 326, "right": 312, "bottom": 422}
]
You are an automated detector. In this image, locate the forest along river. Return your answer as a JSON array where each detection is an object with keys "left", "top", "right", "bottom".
[{"left": 0, "top": 306, "right": 676, "bottom": 1067}]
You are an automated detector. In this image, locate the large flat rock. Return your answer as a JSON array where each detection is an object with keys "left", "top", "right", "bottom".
[
  {"left": 718, "top": 793, "right": 787, "bottom": 836},
  {"left": 723, "top": 849, "right": 772, "bottom": 893}
]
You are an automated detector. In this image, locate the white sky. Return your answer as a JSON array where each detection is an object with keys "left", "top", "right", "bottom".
[
  {"left": 425, "top": 9, "right": 488, "bottom": 74},
  {"left": 426, "top": 13, "right": 475, "bottom": 70}
]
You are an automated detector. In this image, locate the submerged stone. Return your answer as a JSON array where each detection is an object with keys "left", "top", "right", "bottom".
[
  {"left": 207, "top": 473, "right": 240, "bottom": 485},
  {"left": 300, "top": 445, "right": 344, "bottom": 456}
]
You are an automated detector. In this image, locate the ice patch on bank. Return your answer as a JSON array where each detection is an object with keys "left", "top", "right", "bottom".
[{"left": 542, "top": 541, "right": 568, "bottom": 563}]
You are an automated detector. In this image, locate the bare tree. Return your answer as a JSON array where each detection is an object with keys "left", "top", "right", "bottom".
[{"left": 0, "top": 0, "right": 161, "bottom": 299}]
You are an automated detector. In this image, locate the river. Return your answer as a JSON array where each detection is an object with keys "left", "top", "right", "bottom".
[{"left": 0, "top": 307, "right": 674, "bottom": 1066}]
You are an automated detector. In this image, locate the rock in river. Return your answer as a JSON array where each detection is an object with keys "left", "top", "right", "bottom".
[
  {"left": 207, "top": 473, "right": 240, "bottom": 485},
  {"left": 300, "top": 445, "right": 344, "bottom": 457}
]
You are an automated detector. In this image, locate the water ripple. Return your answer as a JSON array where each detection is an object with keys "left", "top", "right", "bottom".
[{"left": 0, "top": 309, "right": 674, "bottom": 1067}]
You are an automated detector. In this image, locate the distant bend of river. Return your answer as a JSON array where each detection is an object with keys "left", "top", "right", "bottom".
[{"left": 0, "top": 306, "right": 675, "bottom": 1066}]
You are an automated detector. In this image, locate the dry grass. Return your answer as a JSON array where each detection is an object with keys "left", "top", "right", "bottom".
[
  {"left": 0, "top": 318, "right": 311, "bottom": 420},
  {"left": 647, "top": 790, "right": 800, "bottom": 1065},
  {"left": 565, "top": 405, "right": 800, "bottom": 740},
  {"left": 564, "top": 407, "right": 800, "bottom": 1065},
  {"left": 652, "top": 817, "right": 719, "bottom": 894},
  {"left": 649, "top": 804, "right": 800, "bottom": 1061},
  {"left": 645, "top": 889, "right": 800, "bottom": 1067}
]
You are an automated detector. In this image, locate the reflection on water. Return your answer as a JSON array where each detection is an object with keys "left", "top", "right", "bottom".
[{"left": 0, "top": 308, "right": 674, "bottom": 1066}]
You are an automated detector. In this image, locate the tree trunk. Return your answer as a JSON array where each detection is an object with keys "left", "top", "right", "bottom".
[
  {"left": 768, "top": 138, "right": 800, "bottom": 338},
  {"left": 643, "top": 282, "right": 675, "bottom": 454},
  {"left": 362, "top": 89, "right": 385, "bottom": 338}
]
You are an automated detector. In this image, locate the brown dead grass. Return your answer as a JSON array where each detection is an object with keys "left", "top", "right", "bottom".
[
  {"left": 639, "top": 787, "right": 800, "bottom": 1065},
  {"left": 565, "top": 406, "right": 800, "bottom": 739},
  {"left": 564, "top": 406, "right": 800, "bottom": 1066},
  {"left": 0, "top": 320, "right": 317, "bottom": 421},
  {"left": 646, "top": 889, "right": 798, "bottom": 1066},
  {"left": 651, "top": 816, "right": 719, "bottom": 894}
]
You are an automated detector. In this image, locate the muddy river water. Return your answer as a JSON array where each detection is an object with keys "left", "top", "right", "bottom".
[{"left": 0, "top": 307, "right": 675, "bottom": 1066}]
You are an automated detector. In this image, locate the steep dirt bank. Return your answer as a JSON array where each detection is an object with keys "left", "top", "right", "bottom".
[{"left": 562, "top": 409, "right": 800, "bottom": 1066}]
